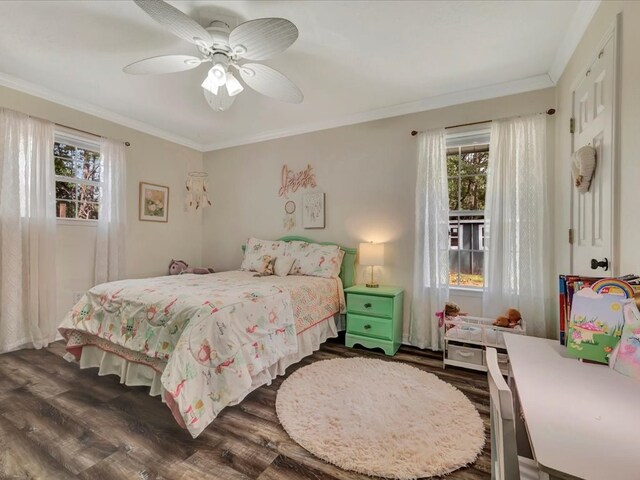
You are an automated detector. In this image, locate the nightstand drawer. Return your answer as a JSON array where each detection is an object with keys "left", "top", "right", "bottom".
[
  {"left": 347, "top": 313, "right": 393, "bottom": 340},
  {"left": 347, "top": 293, "right": 393, "bottom": 318}
]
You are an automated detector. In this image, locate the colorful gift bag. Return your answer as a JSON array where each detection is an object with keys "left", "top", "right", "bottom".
[
  {"left": 609, "top": 302, "right": 640, "bottom": 380},
  {"left": 566, "top": 288, "right": 627, "bottom": 364}
]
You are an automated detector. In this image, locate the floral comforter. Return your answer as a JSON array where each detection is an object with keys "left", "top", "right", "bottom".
[{"left": 58, "top": 271, "right": 343, "bottom": 437}]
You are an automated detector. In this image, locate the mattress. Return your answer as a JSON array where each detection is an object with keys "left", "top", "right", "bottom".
[{"left": 59, "top": 271, "right": 344, "bottom": 437}]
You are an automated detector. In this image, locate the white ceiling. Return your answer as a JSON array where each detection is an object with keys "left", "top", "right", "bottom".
[{"left": 0, "top": 1, "right": 599, "bottom": 151}]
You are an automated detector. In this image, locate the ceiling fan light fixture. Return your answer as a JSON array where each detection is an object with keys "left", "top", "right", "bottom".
[
  {"left": 225, "top": 73, "right": 244, "bottom": 96},
  {"left": 201, "top": 74, "right": 219, "bottom": 95},
  {"left": 209, "top": 64, "right": 227, "bottom": 86}
]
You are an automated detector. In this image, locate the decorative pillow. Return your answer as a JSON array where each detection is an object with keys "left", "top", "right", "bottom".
[
  {"left": 274, "top": 256, "right": 295, "bottom": 277},
  {"left": 241, "top": 253, "right": 275, "bottom": 273},
  {"left": 286, "top": 241, "right": 344, "bottom": 278},
  {"left": 253, "top": 255, "right": 275, "bottom": 277},
  {"left": 245, "top": 237, "right": 286, "bottom": 257}
]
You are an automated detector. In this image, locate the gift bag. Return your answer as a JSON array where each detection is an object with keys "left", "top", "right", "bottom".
[
  {"left": 609, "top": 302, "right": 640, "bottom": 381},
  {"left": 566, "top": 288, "right": 627, "bottom": 364}
]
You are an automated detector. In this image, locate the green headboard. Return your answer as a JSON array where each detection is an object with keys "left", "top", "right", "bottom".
[{"left": 241, "top": 236, "right": 357, "bottom": 289}]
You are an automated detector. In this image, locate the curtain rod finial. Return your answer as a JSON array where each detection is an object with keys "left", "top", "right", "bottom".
[
  {"left": 411, "top": 130, "right": 418, "bottom": 136},
  {"left": 546, "top": 108, "right": 556, "bottom": 115},
  {"left": 125, "top": 141, "right": 131, "bottom": 147}
]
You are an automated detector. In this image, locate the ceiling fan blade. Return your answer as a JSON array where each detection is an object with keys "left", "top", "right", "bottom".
[
  {"left": 134, "top": 0, "right": 212, "bottom": 47},
  {"left": 239, "top": 63, "right": 303, "bottom": 104},
  {"left": 123, "top": 54, "right": 202, "bottom": 75},
  {"left": 230, "top": 18, "right": 298, "bottom": 61},
  {"left": 203, "top": 87, "right": 236, "bottom": 112}
]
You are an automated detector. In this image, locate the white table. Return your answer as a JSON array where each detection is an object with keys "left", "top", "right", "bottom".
[{"left": 504, "top": 333, "right": 640, "bottom": 480}]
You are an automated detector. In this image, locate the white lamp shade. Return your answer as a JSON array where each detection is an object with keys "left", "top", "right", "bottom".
[{"left": 359, "top": 242, "right": 384, "bottom": 266}]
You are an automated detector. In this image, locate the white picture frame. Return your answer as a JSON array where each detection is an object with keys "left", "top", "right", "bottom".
[{"left": 303, "top": 192, "right": 325, "bottom": 229}]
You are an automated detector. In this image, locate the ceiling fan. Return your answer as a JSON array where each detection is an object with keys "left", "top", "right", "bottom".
[{"left": 124, "top": 0, "right": 303, "bottom": 112}]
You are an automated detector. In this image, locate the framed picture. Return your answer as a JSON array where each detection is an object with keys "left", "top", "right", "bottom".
[
  {"left": 303, "top": 192, "right": 325, "bottom": 229},
  {"left": 139, "top": 182, "right": 169, "bottom": 222}
]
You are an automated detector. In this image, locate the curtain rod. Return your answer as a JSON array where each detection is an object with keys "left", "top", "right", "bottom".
[
  {"left": 410, "top": 108, "right": 556, "bottom": 137},
  {"left": 54, "top": 121, "right": 131, "bottom": 146}
]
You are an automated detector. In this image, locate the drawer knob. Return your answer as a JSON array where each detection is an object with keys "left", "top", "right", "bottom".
[
  {"left": 364, "top": 324, "right": 371, "bottom": 330},
  {"left": 364, "top": 303, "right": 372, "bottom": 308}
]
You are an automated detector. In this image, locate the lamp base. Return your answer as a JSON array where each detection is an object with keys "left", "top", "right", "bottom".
[{"left": 366, "top": 282, "right": 379, "bottom": 288}]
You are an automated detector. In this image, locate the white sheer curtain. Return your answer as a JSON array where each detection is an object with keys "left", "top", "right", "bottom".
[
  {"left": 410, "top": 129, "right": 450, "bottom": 350},
  {"left": 483, "top": 114, "right": 549, "bottom": 338},
  {"left": 0, "top": 108, "right": 57, "bottom": 353},
  {"left": 95, "top": 138, "right": 126, "bottom": 285}
]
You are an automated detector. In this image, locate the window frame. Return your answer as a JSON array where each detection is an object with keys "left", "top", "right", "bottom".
[
  {"left": 446, "top": 128, "right": 490, "bottom": 290},
  {"left": 54, "top": 131, "right": 102, "bottom": 225}
]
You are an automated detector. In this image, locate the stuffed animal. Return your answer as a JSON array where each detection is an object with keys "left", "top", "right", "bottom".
[
  {"left": 444, "top": 301, "right": 467, "bottom": 318},
  {"left": 168, "top": 259, "right": 214, "bottom": 275},
  {"left": 493, "top": 308, "right": 522, "bottom": 328}
]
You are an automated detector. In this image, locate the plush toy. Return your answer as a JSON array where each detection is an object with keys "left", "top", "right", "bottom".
[
  {"left": 444, "top": 301, "right": 467, "bottom": 318},
  {"left": 168, "top": 259, "right": 214, "bottom": 275},
  {"left": 493, "top": 308, "right": 522, "bottom": 328}
]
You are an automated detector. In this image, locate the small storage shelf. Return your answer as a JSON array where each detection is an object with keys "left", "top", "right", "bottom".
[{"left": 442, "top": 315, "right": 525, "bottom": 375}]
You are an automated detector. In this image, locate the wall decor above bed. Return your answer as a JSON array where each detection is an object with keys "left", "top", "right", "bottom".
[
  {"left": 303, "top": 192, "right": 325, "bottom": 229},
  {"left": 283, "top": 200, "right": 296, "bottom": 231},
  {"left": 278, "top": 164, "right": 316, "bottom": 198},
  {"left": 139, "top": 182, "right": 169, "bottom": 222}
]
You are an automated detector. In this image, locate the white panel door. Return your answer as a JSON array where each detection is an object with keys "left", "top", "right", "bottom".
[{"left": 571, "top": 30, "right": 617, "bottom": 276}]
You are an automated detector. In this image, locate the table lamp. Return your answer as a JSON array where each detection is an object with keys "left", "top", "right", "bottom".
[{"left": 359, "top": 242, "right": 384, "bottom": 288}]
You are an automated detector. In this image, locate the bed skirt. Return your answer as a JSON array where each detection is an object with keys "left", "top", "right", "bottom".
[{"left": 67, "top": 314, "right": 339, "bottom": 403}]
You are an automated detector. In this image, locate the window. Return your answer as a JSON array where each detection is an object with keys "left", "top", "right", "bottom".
[
  {"left": 447, "top": 129, "right": 489, "bottom": 288},
  {"left": 54, "top": 134, "right": 102, "bottom": 220}
]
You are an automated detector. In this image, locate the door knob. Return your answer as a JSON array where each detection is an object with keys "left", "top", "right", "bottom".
[{"left": 590, "top": 258, "right": 609, "bottom": 271}]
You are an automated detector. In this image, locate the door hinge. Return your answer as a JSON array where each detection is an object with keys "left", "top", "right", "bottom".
[
  {"left": 569, "top": 117, "right": 575, "bottom": 134},
  {"left": 568, "top": 228, "right": 574, "bottom": 244}
]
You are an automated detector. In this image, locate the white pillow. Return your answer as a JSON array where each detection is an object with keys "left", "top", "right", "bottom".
[
  {"left": 245, "top": 237, "right": 286, "bottom": 257},
  {"left": 286, "top": 241, "right": 344, "bottom": 278},
  {"left": 274, "top": 256, "right": 295, "bottom": 277},
  {"left": 241, "top": 253, "right": 274, "bottom": 272}
]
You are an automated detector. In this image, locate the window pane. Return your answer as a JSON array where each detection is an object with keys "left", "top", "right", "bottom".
[
  {"left": 449, "top": 250, "right": 460, "bottom": 286},
  {"left": 77, "top": 184, "right": 100, "bottom": 202},
  {"left": 56, "top": 200, "right": 76, "bottom": 218},
  {"left": 83, "top": 150, "right": 102, "bottom": 182},
  {"left": 447, "top": 152, "right": 459, "bottom": 176},
  {"left": 459, "top": 175, "right": 486, "bottom": 211},
  {"left": 460, "top": 150, "right": 489, "bottom": 176},
  {"left": 53, "top": 143, "right": 76, "bottom": 160},
  {"left": 77, "top": 202, "right": 99, "bottom": 220},
  {"left": 448, "top": 177, "right": 459, "bottom": 210},
  {"left": 55, "top": 181, "right": 77, "bottom": 200},
  {"left": 457, "top": 250, "right": 484, "bottom": 287},
  {"left": 54, "top": 157, "right": 74, "bottom": 177}
]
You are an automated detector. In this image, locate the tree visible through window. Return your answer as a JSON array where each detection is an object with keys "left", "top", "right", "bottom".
[
  {"left": 447, "top": 139, "right": 489, "bottom": 288},
  {"left": 54, "top": 137, "right": 102, "bottom": 220}
]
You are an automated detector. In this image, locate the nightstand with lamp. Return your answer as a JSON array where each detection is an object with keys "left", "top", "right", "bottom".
[{"left": 345, "top": 242, "right": 404, "bottom": 356}]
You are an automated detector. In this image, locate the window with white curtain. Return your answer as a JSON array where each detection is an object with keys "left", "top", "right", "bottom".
[
  {"left": 54, "top": 133, "right": 102, "bottom": 221},
  {"left": 446, "top": 128, "right": 490, "bottom": 288}
]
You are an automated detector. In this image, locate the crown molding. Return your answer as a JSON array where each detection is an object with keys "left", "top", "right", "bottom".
[
  {"left": 202, "top": 73, "right": 554, "bottom": 151},
  {"left": 0, "top": 72, "right": 203, "bottom": 151},
  {"left": 548, "top": 0, "right": 601, "bottom": 83}
]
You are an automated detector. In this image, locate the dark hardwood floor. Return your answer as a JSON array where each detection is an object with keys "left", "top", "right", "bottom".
[{"left": 0, "top": 337, "right": 491, "bottom": 480}]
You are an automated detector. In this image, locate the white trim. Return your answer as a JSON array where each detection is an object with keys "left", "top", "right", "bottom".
[
  {"left": 56, "top": 218, "right": 98, "bottom": 227},
  {"left": 449, "top": 286, "right": 483, "bottom": 297},
  {"left": 203, "top": 74, "right": 553, "bottom": 151},
  {"left": 0, "top": 72, "right": 202, "bottom": 152},
  {"left": 548, "top": 0, "right": 601, "bottom": 83}
]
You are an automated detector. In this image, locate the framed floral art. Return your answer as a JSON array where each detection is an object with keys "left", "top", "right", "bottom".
[{"left": 139, "top": 182, "right": 169, "bottom": 222}]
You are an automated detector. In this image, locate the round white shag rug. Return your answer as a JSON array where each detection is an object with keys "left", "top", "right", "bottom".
[{"left": 276, "top": 358, "right": 485, "bottom": 479}]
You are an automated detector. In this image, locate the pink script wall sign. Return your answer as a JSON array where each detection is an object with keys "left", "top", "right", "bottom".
[{"left": 279, "top": 164, "right": 317, "bottom": 198}]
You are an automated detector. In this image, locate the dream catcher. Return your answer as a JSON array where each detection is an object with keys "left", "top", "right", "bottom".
[
  {"left": 283, "top": 200, "right": 296, "bottom": 231},
  {"left": 571, "top": 145, "right": 597, "bottom": 193},
  {"left": 185, "top": 171, "right": 212, "bottom": 210}
]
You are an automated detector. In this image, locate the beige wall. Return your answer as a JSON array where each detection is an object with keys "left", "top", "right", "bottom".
[
  {"left": 554, "top": 1, "right": 640, "bottom": 336},
  {"left": 0, "top": 86, "right": 204, "bottom": 321},
  {"left": 202, "top": 88, "right": 556, "bottom": 340}
]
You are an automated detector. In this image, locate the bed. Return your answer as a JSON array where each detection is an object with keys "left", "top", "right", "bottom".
[{"left": 58, "top": 236, "right": 356, "bottom": 437}]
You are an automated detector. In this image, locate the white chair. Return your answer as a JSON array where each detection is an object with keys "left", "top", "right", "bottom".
[{"left": 486, "top": 347, "right": 549, "bottom": 480}]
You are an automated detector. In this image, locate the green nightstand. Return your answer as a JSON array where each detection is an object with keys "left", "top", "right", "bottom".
[{"left": 344, "top": 285, "right": 404, "bottom": 356}]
